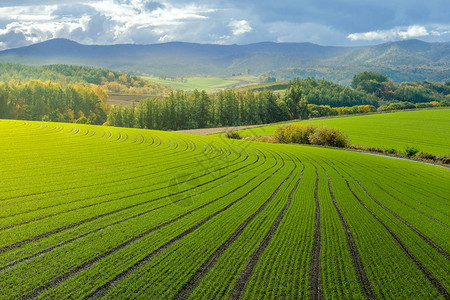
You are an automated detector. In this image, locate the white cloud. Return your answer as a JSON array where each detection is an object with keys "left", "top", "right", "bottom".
[
  {"left": 347, "top": 25, "right": 446, "bottom": 41},
  {"left": 229, "top": 20, "right": 252, "bottom": 36},
  {"left": 158, "top": 34, "right": 173, "bottom": 42},
  {"left": 0, "top": 1, "right": 218, "bottom": 49},
  {"left": 0, "top": 1, "right": 448, "bottom": 50}
]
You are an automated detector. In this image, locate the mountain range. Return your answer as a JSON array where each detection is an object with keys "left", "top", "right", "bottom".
[{"left": 0, "top": 38, "right": 448, "bottom": 84}]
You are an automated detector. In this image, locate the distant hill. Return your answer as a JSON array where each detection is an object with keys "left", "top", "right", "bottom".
[{"left": 0, "top": 38, "right": 448, "bottom": 84}]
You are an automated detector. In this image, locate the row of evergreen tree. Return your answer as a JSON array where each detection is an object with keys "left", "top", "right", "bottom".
[{"left": 107, "top": 78, "right": 379, "bottom": 130}]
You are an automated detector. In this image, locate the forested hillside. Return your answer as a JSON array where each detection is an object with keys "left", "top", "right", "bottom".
[
  {"left": 0, "top": 80, "right": 108, "bottom": 125},
  {"left": 0, "top": 63, "right": 171, "bottom": 95}
]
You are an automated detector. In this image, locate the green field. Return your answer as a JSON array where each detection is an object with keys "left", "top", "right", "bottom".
[
  {"left": 143, "top": 76, "right": 239, "bottom": 91},
  {"left": 237, "top": 109, "right": 450, "bottom": 155},
  {"left": 144, "top": 75, "right": 260, "bottom": 91},
  {"left": 0, "top": 120, "right": 449, "bottom": 299}
]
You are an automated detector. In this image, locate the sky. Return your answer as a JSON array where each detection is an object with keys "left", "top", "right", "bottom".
[{"left": 0, "top": 0, "right": 449, "bottom": 50}]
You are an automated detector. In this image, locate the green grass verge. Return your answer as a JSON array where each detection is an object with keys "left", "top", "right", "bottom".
[{"left": 237, "top": 108, "right": 450, "bottom": 155}]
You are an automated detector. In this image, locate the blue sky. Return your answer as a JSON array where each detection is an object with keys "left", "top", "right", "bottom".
[{"left": 0, "top": 0, "right": 449, "bottom": 50}]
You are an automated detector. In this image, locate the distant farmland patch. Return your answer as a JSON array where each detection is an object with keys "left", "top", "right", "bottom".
[{"left": 144, "top": 75, "right": 258, "bottom": 91}]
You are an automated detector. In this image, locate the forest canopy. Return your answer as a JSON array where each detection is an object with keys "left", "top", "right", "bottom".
[
  {"left": 0, "top": 63, "right": 171, "bottom": 95},
  {"left": 0, "top": 80, "right": 108, "bottom": 125}
]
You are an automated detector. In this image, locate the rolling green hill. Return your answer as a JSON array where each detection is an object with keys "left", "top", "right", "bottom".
[
  {"left": 237, "top": 109, "right": 450, "bottom": 156},
  {"left": 0, "top": 119, "right": 448, "bottom": 299}
]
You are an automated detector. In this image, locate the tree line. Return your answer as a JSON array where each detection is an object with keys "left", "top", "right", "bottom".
[
  {"left": 107, "top": 78, "right": 384, "bottom": 130},
  {"left": 107, "top": 75, "right": 450, "bottom": 130},
  {"left": 1, "top": 72, "right": 448, "bottom": 130},
  {"left": 0, "top": 63, "right": 170, "bottom": 95},
  {"left": 0, "top": 80, "right": 108, "bottom": 125}
]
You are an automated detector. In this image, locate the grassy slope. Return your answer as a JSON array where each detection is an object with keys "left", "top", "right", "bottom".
[
  {"left": 143, "top": 76, "right": 240, "bottom": 91},
  {"left": 237, "top": 109, "right": 450, "bottom": 155},
  {"left": 0, "top": 120, "right": 448, "bottom": 299},
  {"left": 143, "top": 75, "right": 262, "bottom": 91}
]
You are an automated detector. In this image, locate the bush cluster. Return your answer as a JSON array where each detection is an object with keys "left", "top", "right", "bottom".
[
  {"left": 225, "top": 130, "right": 242, "bottom": 139},
  {"left": 349, "top": 145, "right": 450, "bottom": 165},
  {"left": 378, "top": 99, "right": 448, "bottom": 111},
  {"left": 405, "top": 146, "right": 420, "bottom": 157},
  {"left": 273, "top": 124, "right": 348, "bottom": 148}
]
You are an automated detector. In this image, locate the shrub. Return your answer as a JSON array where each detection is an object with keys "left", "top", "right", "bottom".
[
  {"left": 440, "top": 100, "right": 450, "bottom": 107},
  {"left": 415, "top": 102, "right": 434, "bottom": 108},
  {"left": 378, "top": 102, "right": 416, "bottom": 111},
  {"left": 244, "top": 136, "right": 275, "bottom": 143},
  {"left": 437, "top": 155, "right": 450, "bottom": 164},
  {"left": 308, "top": 126, "right": 349, "bottom": 148},
  {"left": 417, "top": 151, "right": 437, "bottom": 160},
  {"left": 405, "top": 146, "right": 419, "bottom": 157},
  {"left": 364, "top": 146, "right": 385, "bottom": 153},
  {"left": 287, "top": 124, "right": 316, "bottom": 144},
  {"left": 384, "top": 148, "right": 398, "bottom": 155},
  {"left": 273, "top": 126, "right": 289, "bottom": 143},
  {"left": 225, "top": 130, "right": 242, "bottom": 139}
]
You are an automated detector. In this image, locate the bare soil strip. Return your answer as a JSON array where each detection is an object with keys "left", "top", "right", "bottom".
[
  {"left": 20, "top": 151, "right": 276, "bottom": 299},
  {"left": 375, "top": 184, "right": 449, "bottom": 229},
  {"left": 85, "top": 153, "right": 286, "bottom": 299},
  {"left": 309, "top": 162, "right": 323, "bottom": 300},
  {"left": 0, "top": 151, "right": 267, "bottom": 272},
  {"left": 173, "top": 155, "right": 295, "bottom": 300},
  {"left": 319, "top": 163, "right": 377, "bottom": 300},
  {"left": 230, "top": 156, "right": 305, "bottom": 299},
  {"left": 341, "top": 175, "right": 450, "bottom": 298},
  {"left": 0, "top": 146, "right": 251, "bottom": 254},
  {"left": 355, "top": 181, "right": 449, "bottom": 260}
]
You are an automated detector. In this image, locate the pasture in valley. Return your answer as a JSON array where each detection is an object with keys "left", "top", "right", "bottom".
[
  {"left": 0, "top": 119, "right": 448, "bottom": 299},
  {"left": 144, "top": 75, "right": 259, "bottom": 91}
]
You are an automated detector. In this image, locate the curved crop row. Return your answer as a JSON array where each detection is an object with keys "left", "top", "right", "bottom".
[{"left": 0, "top": 119, "right": 448, "bottom": 299}]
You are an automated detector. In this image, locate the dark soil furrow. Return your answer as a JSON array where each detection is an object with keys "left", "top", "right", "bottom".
[
  {"left": 309, "top": 161, "right": 323, "bottom": 300},
  {"left": 355, "top": 180, "right": 450, "bottom": 260},
  {"left": 69, "top": 152, "right": 283, "bottom": 300},
  {"left": 341, "top": 175, "right": 450, "bottom": 299},
  {"left": 0, "top": 145, "right": 251, "bottom": 253},
  {"left": 375, "top": 184, "right": 449, "bottom": 229},
  {"left": 319, "top": 163, "right": 377, "bottom": 300},
  {"left": 0, "top": 144, "right": 230, "bottom": 228},
  {"left": 230, "top": 155, "right": 305, "bottom": 300},
  {"left": 0, "top": 150, "right": 266, "bottom": 273},
  {"left": 174, "top": 154, "right": 293, "bottom": 300}
]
